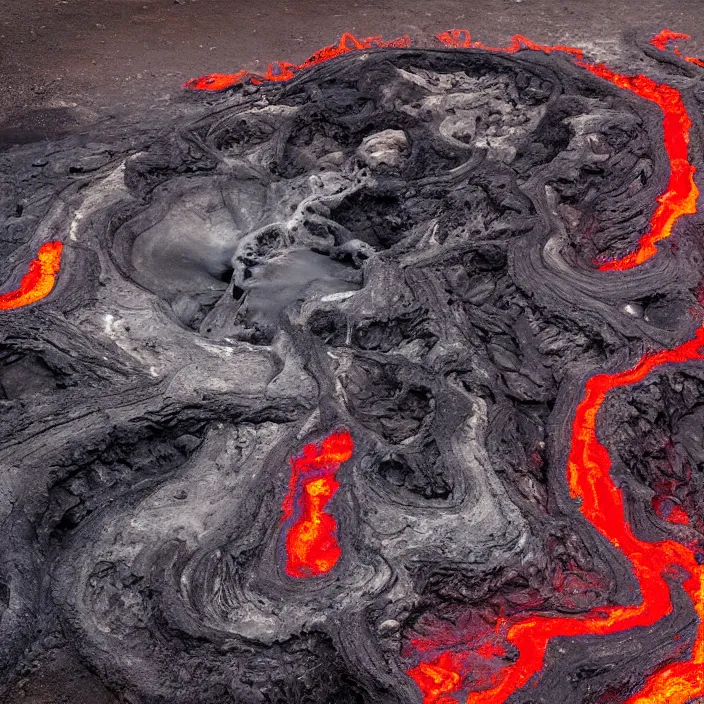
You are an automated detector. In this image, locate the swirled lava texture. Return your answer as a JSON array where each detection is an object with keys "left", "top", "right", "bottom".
[
  {"left": 406, "top": 30, "right": 704, "bottom": 704},
  {"left": 4, "top": 26, "right": 704, "bottom": 704},
  {"left": 0, "top": 241, "right": 63, "bottom": 310},
  {"left": 282, "top": 430, "right": 353, "bottom": 578},
  {"left": 410, "top": 333, "right": 704, "bottom": 704},
  {"left": 435, "top": 30, "right": 699, "bottom": 272}
]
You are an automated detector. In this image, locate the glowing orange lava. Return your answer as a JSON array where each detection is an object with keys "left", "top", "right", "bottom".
[
  {"left": 200, "top": 27, "right": 704, "bottom": 700},
  {"left": 405, "top": 29, "right": 704, "bottom": 704},
  {"left": 188, "top": 29, "right": 701, "bottom": 268},
  {"left": 0, "top": 241, "right": 63, "bottom": 310},
  {"left": 437, "top": 29, "right": 699, "bottom": 272},
  {"left": 583, "top": 65, "right": 699, "bottom": 271},
  {"left": 282, "top": 430, "right": 353, "bottom": 578},
  {"left": 437, "top": 29, "right": 584, "bottom": 58},
  {"left": 184, "top": 33, "right": 411, "bottom": 91},
  {"left": 650, "top": 29, "right": 704, "bottom": 68},
  {"left": 4, "top": 27, "right": 694, "bottom": 703},
  {"left": 408, "top": 336, "right": 704, "bottom": 704}
]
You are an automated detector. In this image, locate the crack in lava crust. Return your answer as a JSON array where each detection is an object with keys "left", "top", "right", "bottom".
[
  {"left": 410, "top": 332, "right": 704, "bottom": 704},
  {"left": 185, "top": 29, "right": 704, "bottom": 701},
  {"left": 434, "top": 30, "right": 700, "bottom": 272},
  {"left": 407, "top": 31, "right": 704, "bottom": 704},
  {"left": 650, "top": 30, "right": 704, "bottom": 68},
  {"left": 182, "top": 29, "right": 704, "bottom": 702}
]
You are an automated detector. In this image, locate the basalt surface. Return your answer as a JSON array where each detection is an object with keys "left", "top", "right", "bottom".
[{"left": 1, "top": 31, "right": 704, "bottom": 704}]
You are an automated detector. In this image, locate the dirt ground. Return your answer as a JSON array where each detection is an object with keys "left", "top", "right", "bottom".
[
  {"left": 0, "top": 0, "right": 703, "bottom": 701},
  {"left": 1, "top": 0, "right": 703, "bottom": 145}
]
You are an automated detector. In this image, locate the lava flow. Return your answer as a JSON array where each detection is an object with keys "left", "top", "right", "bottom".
[
  {"left": 281, "top": 429, "right": 353, "bottom": 578},
  {"left": 189, "top": 28, "right": 700, "bottom": 273},
  {"left": 0, "top": 241, "right": 63, "bottom": 310},
  {"left": 187, "top": 27, "right": 704, "bottom": 701},
  {"left": 436, "top": 29, "right": 699, "bottom": 272},
  {"left": 650, "top": 29, "right": 704, "bottom": 68},
  {"left": 407, "top": 30, "right": 704, "bottom": 704},
  {"left": 184, "top": 33, "right": 411, "bottom": 91},
  {"left": 408, "top": 330, "right": 704, "bottom": 704},
  {"left": 5, "top": 26, "right": 704, "bottom": 704}
]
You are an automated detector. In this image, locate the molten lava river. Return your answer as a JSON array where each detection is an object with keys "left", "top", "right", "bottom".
[{"left": 1, "top": 25, "right": 704, "bottom": 704}]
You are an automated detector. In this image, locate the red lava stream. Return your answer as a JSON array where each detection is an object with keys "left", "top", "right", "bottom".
[
  {"left": 183, "top": 33, "right": 412, "bottom": 91},
  {"left": 409, "top": 29, "right": 704, "bottom": 704},
  {"left": 0, "top": 241, "right": 63, "bottom": 311},
  {"left": 281, "top": 430, "right": 353, "bottom": 578},
  {"left": 241, "top": 28, "right": 704, "bottom": 703}
]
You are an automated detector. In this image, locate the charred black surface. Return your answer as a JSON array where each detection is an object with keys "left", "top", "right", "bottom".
[{"left": 1, "top": 39, "right": 704, "bottom": 704}]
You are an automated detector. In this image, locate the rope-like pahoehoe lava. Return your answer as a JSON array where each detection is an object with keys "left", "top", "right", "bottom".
[
  {"left": 400, "top": 30, "right": 704, "bottom": 704},
  {"left": 1, "top": 27, "right": 704, "bottom": 704}
]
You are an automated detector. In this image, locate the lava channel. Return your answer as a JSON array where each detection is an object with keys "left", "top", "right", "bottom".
[
  {"left": 406, "top": 29, "right": 704, "bottom": 704},
  {"left": 281, "top": 429, "right": 353, "bottom": 578},
  {"left": 650, "top": 29, "right": 704, "bottom": 68},
  {"left": 187, "top": 27, "right": 700, "bottom": 273},
  {"left": 6, "top": 26, "right": 704, "bottom": 704},
  {"left": 186, "top": 26, "right": 704, "bottom": 702},
  {"left": 0, "top": 241, "right": 63, "bottom": 311},
  {"left": 436, "top": 29, "right": 699, "bottom": 272},
  {"left": 184, "top": 32, "right": 411, "bottom": 91}
]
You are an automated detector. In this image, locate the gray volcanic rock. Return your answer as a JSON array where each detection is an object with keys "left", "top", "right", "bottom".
[{"left": 0, "top": 39, "right": 703, "bottom": 704}]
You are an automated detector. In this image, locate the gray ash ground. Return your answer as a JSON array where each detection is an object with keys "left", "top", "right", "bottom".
[{"left": 1, "top": 34, "right": 704, "bottom": 704}]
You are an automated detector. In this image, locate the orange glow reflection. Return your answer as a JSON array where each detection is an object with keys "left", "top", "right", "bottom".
[
  {"left": 406, "top": 29, "right": 704, "bottom": 704},
  {"left": 436, "top": 29, "right": 699, "bottom": 272}
]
